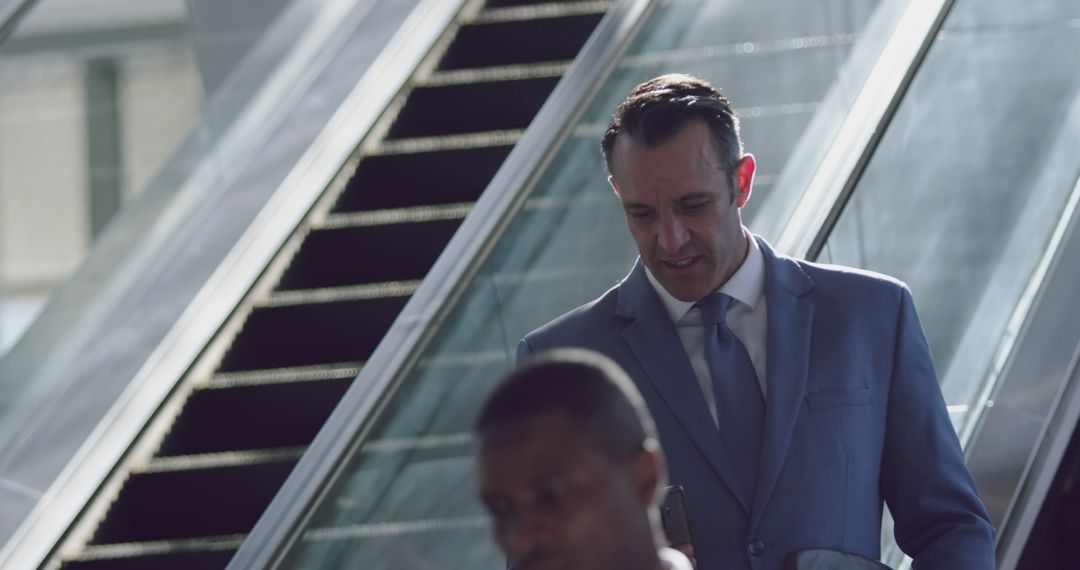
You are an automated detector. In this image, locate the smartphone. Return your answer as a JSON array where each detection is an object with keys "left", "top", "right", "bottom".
[{"left": 660, "top": 485, "right": 695, "bottom": 548}]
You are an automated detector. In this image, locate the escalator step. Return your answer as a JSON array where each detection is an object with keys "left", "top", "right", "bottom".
[
  {"left": 424, "top": 61, "right": 569, "bottom": 88},
  {"left": 90, "top": 460, "right": 296, "bottom": 544},
  {"left": 142, "top": 449, "right": 306, "bottom": 474},
  {"left": 156, "top": 378, "right": 352, "bottom": 456},
  {"left": 317, "top": 203, "right": 472, "bottom": 231},
  {"left": 265, "top": 280, "right": 421, "bottom": 308},
  {"left": 485, "top": 0, "right": 599, "bottom": 7},
  {"left": 61, "top": 546, "right": 238, "bottom": 570},
  {"left": 374, "top": 130, "right": 523, "bottom": 156},
  {"left": 277, "top": 218, "right": 464, "bottom": 290},
  {"left": 211, "top": 362, "right": 363, "bottom": 388},
  {"left": 441, "top": 11, "right": 604, "bottom": 69},
  {"left": 386, "top": 77, "right": 559, "bottom": 139},
  {"left": 218, "top": 296, "right": 407, "bottom": 372},
  {"left": 332, "top": 145, "right": 512, "bottom": 212}
]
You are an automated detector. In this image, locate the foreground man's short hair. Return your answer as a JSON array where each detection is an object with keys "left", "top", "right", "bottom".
[{"left": 475, "top": 348, "right": 659, "bottom": 465}]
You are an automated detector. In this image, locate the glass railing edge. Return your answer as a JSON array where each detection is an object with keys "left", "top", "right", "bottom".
[
  {"left": 977, "top": 171, "right": 1080, "bottom": 567},
  {"left": 225, "top": 1, "right": 657, "bottom": 567},
  {"left": 0, "top": 0, "right": 36, "bottom": 45},
  {"left": 996, "top": 360, "right": 1080, "bottom": 569},
  {"left": 772, "top": 0, "right": 956, "bottom": 260}
]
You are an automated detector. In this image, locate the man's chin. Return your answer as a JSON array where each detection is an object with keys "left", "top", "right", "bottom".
[
  {"left": 656, "top": 274, "right": 709, "bottom": 303},
  {"left": 514, "top": 552, "right": 570, "bottom": 570}
]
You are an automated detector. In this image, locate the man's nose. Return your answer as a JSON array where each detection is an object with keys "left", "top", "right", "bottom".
[
  {"left": 506, "top": 513, "right": 553, "bottom": 561},
  {"left": 657, "top": 214, "right": 689, "bottom": 254}
]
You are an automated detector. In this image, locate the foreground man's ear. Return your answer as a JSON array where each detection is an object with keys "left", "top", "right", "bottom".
[{"left": 627, "top": 443, "right": 663, "bottom": 507}]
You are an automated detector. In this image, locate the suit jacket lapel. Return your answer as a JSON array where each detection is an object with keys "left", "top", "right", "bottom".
[
  {"left": 616, "top": 260, "right": 752, "bottom": 515},
  {"left": 750, "top": 237, "right": 814, "bottom": 531}
]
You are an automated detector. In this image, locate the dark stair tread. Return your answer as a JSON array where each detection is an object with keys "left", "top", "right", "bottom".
[
  {"left": 385, "top": 77, "right": 560, "bottom": 139},
  {"left": 440, "top": 12, "right": 604, "bottom": 70},
  {"left": 276, "top": 218, "right": 464, "bottom": 290},
  {"left": 332, "top": 145, "right": 512, "bottom": 212},
  {"left": 157, "top": 378, "right": 351, "bottom": 456},
  {"left": 217, "top": 296, "right": 408, "bottom": 372},
  {"left": 62, "top": 546, "right": 237, "bottom": 570},
  {"left": 90, "top": 461, "right": 296, "bottom": 544}
]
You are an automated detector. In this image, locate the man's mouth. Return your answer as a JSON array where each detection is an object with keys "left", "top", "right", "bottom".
[{"left": 663, "top": 256, "right": 697, "bottom": 269}]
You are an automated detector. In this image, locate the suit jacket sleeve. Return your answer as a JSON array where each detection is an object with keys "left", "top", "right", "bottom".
[
  {"left": 516, "top": 337, "right": 536, "bottom": 365},
  {"left": 881, "top": 286, "right": 995, "bottom": 569}
]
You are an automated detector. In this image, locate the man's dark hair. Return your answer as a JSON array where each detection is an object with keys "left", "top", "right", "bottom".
[
  {"left": 601, "top": 73, "right": 743, "bottom": 177},
  {"left": 475, "top": 349, "right": 658, "bottom": 464}
]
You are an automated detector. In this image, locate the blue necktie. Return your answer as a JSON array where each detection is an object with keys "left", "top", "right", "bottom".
[{"left": 696, "top": 293, "right": 764, "bottom": 502}]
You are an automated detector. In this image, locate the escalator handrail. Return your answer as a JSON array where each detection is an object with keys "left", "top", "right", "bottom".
[
  {"left": 226, "top": 0, "right": 657, "bottom": 567},
  {"left": 980, "top": 172, "right": 1080, "bottom": 567},
  {"left": 770, "top": 0, "right": 958, "bottom": 260},
  {"left": 0, "top": 0, "right": 37, "bottom": 45}
]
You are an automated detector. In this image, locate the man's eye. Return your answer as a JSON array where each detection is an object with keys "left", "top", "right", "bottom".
[
  {"left": 484, "top": 497, "right": 515, "bottom": 519},
  {"left": 535, "top": 488, "right": 565, "bottom": 511},
  {"left": 627, "top": 210, "right": 653, "bottom": 220},
  {"left": 682, "top": 201, "right": 708, "bottom": 212}
]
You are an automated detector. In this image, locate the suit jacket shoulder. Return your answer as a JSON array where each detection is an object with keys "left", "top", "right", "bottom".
[{"left": 518, "top": 283, "right": 624, "bottom": 362}]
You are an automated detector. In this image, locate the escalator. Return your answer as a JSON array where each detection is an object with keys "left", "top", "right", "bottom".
[
  {"left": 225, "top": 0, "right": 953, "bottom": 567},
  {"left": 5, "top": 0, "right": 1074, "bottom": 567},
  {"left": 229, "top": 0, "right": 1080, "bottom": 568},
  {"left": 46, "top": 1, "right": 611, "bottom": 568}
]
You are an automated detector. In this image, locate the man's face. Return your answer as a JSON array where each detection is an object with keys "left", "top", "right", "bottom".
[
  {"left": 609, "top": 119, "right": 754, "bottom": 302},
  {"left": 477, "top": 414, "right": 647, "bottom": 570}
]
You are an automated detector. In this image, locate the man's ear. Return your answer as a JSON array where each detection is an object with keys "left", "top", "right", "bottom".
[
  {"left": 733, "top": 154, "right": 756, "bottom": 209},
  {"left": 609, "top": 175, "right": 621, "bottom": 197},
  {"left": 627, "top": 444, "right": 663, "bottom": 507}
]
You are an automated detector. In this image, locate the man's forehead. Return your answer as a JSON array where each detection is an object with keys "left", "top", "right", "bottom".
[
  {"left": 611, "top": 127, "right": 727, "bottom": 190},
  {"left": 477, "top": 418, "right": 600, "bottom": 490},
  {"left": 613, "top": 119, "right": 718, "bottom": 158},
  {"left": 479, "top": 411, "right": 579, "bottom": 452}
]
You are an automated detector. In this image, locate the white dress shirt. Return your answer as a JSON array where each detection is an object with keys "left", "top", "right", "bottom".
[{"left": 644, "top": 230, "right": 768, "bottom": 426}]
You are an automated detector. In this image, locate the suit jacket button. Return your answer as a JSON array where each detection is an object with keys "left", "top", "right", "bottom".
[{"left": 747, "top": 539, "right": 765, "bottom": 556}]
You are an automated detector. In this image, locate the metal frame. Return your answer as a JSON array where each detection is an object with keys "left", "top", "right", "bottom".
[
  {"left": 0, "top": 0, "right": 36, "bottom": 44},
  {"left": 971, "top": 170, "right": 1080, "bottom": 568},
  {"left": 771, "top": 0, "right": 958, "bottom": 260},
  {"left": 0, "top": 0, "right": 442, "bottom": 566},
  {"left": 226, "top": 0, "right": 656, "bottom": 567},
  {"left": 790, "top": 2, "right": 1080, "bottom": 564}
]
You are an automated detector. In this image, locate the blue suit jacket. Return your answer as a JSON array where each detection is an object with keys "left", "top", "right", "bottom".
[{"left": 518, "top": 236, "right": 994, "bottom": 570}]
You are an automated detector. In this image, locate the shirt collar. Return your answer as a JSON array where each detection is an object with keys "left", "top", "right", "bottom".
[{"left": 644, "top": 229, "right": 765, "bottom": 324}]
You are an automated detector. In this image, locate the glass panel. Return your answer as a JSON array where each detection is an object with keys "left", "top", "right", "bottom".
[
  {"left": 279, "top": 0, "right": 921, "bottom": 566},
  {"left": 817, "top": 0, "right": 1080, "bottom": 564},
  {"left": 0, "top": 0, "right": 392, "bottom": 533},
  {"left": 0, "top": 0, "right": 211, "bottom": 465},
  {"left": 0, "top": 0, "right": 206, "bottom": 355},
  {"left": 818, "top": 0, "right": 1080, "bottom": 440}
]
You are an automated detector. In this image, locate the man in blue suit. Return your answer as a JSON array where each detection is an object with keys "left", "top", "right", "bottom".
[{"left": 518, "top": 74, "right": 995, "bottom": 569}]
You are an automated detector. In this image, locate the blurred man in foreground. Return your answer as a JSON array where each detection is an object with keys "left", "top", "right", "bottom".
[{"left": 474, "top": 348, "right": 693, "bottom": 570}]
